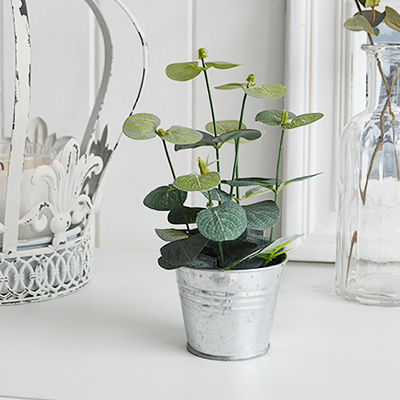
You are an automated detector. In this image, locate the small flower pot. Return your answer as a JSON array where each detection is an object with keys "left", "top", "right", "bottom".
[{"left": 175, "top": 257, "right": 286, "bottom": 361}]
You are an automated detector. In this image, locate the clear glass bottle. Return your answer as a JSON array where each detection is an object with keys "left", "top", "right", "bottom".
[{"left": 336, "top": 44, "right": 400, "bottom": 306}]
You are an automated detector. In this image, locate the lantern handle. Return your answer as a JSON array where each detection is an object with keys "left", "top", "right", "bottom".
[{"left": 80, "top": 0, "right": 113, "bottom": 155}]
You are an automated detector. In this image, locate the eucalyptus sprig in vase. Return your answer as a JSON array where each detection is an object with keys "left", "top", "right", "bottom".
[{"left": 123, "top": 48, "right": 323, "bottom": 360}]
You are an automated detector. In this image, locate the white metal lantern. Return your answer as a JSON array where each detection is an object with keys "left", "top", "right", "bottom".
[{"left": 0, "top": 0, "right": 148, "bottom": 304}]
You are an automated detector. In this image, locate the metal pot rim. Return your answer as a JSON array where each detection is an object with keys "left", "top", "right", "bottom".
[{"left": 179, "top": 254, "right": 287, "bottom": 274}]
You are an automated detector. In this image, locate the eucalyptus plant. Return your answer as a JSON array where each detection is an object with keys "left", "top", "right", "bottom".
[
  {"left": 123, "top": 48, "right": 323, "bottom": 270},
  {"left": 344, "top": 0, "right": 400, "bottom": 203}
]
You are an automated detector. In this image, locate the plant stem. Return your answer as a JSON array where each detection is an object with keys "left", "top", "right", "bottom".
[
  {"left": 230, "top": 93, "right": 248, "bottom": 198},
  {"left": 200, "top": 58, "right": 221, "bottom": 183},
  {"left": 218, "top": 242, "right": 225, "bottom": 269},
  {"left": 269, "top": 128, "right": 285, "bottom": 241},
  {"left": 162, "top": 139, "right": 177, "bottom": 180},
  {"left": 161, "top": 139, "right": 190, "bottom": 233}
]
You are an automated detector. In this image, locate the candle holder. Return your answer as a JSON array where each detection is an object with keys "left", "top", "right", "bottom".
[{"left": 0, "top": 0, "right": 148, "bottom": 305}]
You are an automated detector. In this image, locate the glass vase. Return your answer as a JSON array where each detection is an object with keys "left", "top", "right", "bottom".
[{"left": 336, "top": 44, "right": 400, "bottom": 306}]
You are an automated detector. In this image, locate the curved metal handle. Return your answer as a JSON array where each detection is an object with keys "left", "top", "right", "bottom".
[{"left": 3, "top": 0, "right": 31, "bottom": 253}]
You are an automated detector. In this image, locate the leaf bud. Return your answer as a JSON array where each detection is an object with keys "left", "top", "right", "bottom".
[
  {"left": 157, "top": 129, "right": 168, "bottom": 137},
  {"left": 246, "top": 74, "right": 255, "bottom": 86},
  {"left": 198, "top": 157, "right": 210, "bottom": 175},
  {"left": 196, "top": 47, "right": 209, "bottom": 59},
  {"left": 280, "top": 111, "right": 289, "bottom": 125}
]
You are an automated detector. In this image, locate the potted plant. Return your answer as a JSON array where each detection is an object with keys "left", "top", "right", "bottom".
[
  {"left": 336, "top": 1, "right": 400, "bottom": 306},
  {"left": 123, "top": 48, "right": 323, "bottom": 360}
]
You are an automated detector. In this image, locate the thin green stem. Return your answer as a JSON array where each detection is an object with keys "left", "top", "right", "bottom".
[
  {"left": 218, "top": 242, "right": 225, "bottom": 269},
  {"left": 162, "top": 139, "right": 177, "bottom": 180},
  {"left": 200, "top": 58, "right": 221, "bottom": 181},
  {"left": 230, "top": 93, "right": 248, "bottom": 199},
  {"left": 161, "top": 139, "right": 190, "bottom": 233},
  {"left": 269, "top": 128, "right": 285, "bottom": 241}
]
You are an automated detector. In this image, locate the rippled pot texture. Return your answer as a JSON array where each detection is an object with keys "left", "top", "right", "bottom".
[{"left": 175, "top": 257, "right": 286, "bottom": 361}]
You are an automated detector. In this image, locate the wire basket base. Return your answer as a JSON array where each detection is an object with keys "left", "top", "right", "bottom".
[{"left": 0, "top": 233, "right": 92, "bottom": 305}]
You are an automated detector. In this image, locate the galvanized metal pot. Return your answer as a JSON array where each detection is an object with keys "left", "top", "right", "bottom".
[{"left": 175, "top": 258, "right": 286, "bottom": 361}]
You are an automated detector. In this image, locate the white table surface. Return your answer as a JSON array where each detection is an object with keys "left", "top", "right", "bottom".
[{"left": 1, "top": 248, "right": 400, "bottom": 400}]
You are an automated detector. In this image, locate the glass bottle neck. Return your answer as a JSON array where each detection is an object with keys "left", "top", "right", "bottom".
[{"left": 366, "top": 52, "right": 400, "bottom": 112}]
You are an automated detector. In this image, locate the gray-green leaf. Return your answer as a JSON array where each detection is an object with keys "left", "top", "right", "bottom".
[
  {"left": 279, "top": 173, "right": 321, "bottom": 191},
  {"left": 244, "top": 84, "right": 287, "bottom": 99},
  {"left": 143, "top": 185, "right": 187, "bottom": 211},
  {"left": 255, "top": 109, "right": 296, "bottom": 127},
  {"left": 215, "top": 83, "right": 246, "bottom": 90},
  {"left": 238, "top": 186, "right": 270, "bottom": 201},
  {"left": 174, "top": 172, "right": 221, "bottom": 192},
  {"left": 165, "top": 61, "right": 202, "bottom": 81},
  {"left": 205, "top": 120, "right": 247, "bottom": 135},
  {"left": 344, "top": 14, "right": 379, "bottom": 35},
  {"left": 196, "top": 201, "right": 247, "bottom": 242},
  {"left": 213, "top": 129, "right": 262, "bottom": 148},
  {"left": 168, "top": 206, "right": 204, "bottom": 224},
  {"left": 201, "top": 188, "right": 232, "bottom": 203},
  {"left": 162, "top": 126, "right": 203, "bottom": 145},
  {"left": 174, "top": 131, "right": 215, "bottom": 151},
  {"left": 357, "top": 10, "right": 385, "bottom": 28},
  {"left": 242, "top": 200, "right": 280, "bottom": 230},
  {"left": 385, "top": 6, "right": 400, "bottom": 32},
  {"left": 123, "top": 113, "right": 160, "bottom": 140},
  {"left": 155, "top": 228, "right": 190, "bottom": 242},
  {"left": 205, "top": 61, "right": 240, "bottom": 70},
  {"left": 283, "top": 113, "right": 323, "bottom": 130},
  {"left": 160, "top": 234, "right": 209, "bottom": 266},
  {"left": 224, "top": 177, "right": 279, "bottom": 191}
]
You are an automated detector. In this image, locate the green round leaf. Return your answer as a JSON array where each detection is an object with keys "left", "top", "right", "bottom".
[
  {"left": 166, "top": 62, "right": 202, "bottom": 81},
  {"left": 244, "top": 84, "right": 287, "bottom": 99},
  {"left": 242, "top": 200, "right": 280, "bottom": 230},
  {"left": 123, "top": 113, "right": 160, "bottom": 140},
  {"left": 215, "top": 83, "right": 245, "bottom": 90},
  {"left": 205, "top": 61, "right": 240, "bottom": 70},
  {"left": 174, "top": 172, "right": 221, "bottom": 192},
  {"left": 255, "top": 109, "right": 296, "bottom": 126},
  {"left": 162, "top": 126, "right": 203, "bottom": 145},
  {"left": 196, "top": 201, "right": 247, "bottom": 242},
  {"left": 143, "top": 185, "right": 187, "bottom": 211},
  {"left": 283, "top": 113, "right": 324, "bottom": 130}
]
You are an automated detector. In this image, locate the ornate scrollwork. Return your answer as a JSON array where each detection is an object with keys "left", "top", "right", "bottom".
[{"left": 19, "top": 138, "right": 103, "bottom": 248}]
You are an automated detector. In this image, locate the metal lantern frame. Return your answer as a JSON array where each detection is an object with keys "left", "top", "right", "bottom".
[{"left": 0, "top": 0, "right": 148, "bottom": 304}]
